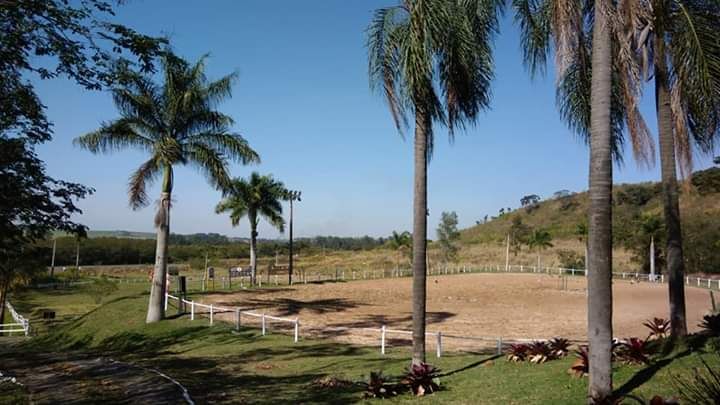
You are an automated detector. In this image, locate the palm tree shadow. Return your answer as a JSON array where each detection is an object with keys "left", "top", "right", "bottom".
[
  {"left": 612, "top": 348, "right": 693, "bottom": 399},
  {"left": 438, "top": 354, "right": 502, "bottom": 377}
]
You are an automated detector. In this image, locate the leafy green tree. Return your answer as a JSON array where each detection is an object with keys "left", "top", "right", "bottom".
[
  {"left": 628, "top": 0, "right": 720, "bottom": 339},
  {"left": 1, "top": 0, "right": 165, "bottom": 144},
  {"left": 509, "top": 217, "right": 531, "bottom": 256},
  {"left": 75, "top": 53, "right": 259, "bottom": 323},
  {"left": 437, "top": 212, "right": 460, "bottom": 263},
  {"left": 368, "top": 0, "right": 502, "bottom": 365},
  {"left": 527, "top": 229, "right": 553, "bottom": 270},
  {"left": 216, "top": 173, "right": 286, "bottom": 285},
  {"left": 387, "top": 231, "right": 412, "bottom": 269}
]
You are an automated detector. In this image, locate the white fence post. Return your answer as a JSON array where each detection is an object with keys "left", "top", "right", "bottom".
[
  {"left": 497, "top": 337, "right": 503, "bottom": 355},
  {"left": 164, "top": 293, "right": 168, "bottom": 311},
  {"left": 436, "top": 331, "right": 442, "bottom": 358},
  {"left": 210, "top": 304, "right": 214, "bottom": 325},
  {"left": 294, "top": 318, "right": 299, "bottom": 343},
  {"left": 236, "top": 308, "right": 241, "bottom": 331},
  {"left": 262, "top": 313, "right": 266, "bottom": 335},
  {"left": 381, "top": 325, "right": 386, "bottom": 355},
  {"left": 191, "top": 301, "right": 195, "bottom": 320}
]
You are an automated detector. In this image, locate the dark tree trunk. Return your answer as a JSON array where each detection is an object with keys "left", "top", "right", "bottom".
[
  {"left": 587, "top": 0, "right": 614, "bottom": 401},
  {"left": 250, "top": 214, "right": 258, "bottom": 286},
  {"left": 654, "top": 33, "right": 687, "bottom": 338},
  {"left": 411, "top": 107, "right": 429, "bottom": 365}
]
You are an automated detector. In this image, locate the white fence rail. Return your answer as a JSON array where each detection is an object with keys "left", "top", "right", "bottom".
[
  {"left": 1, "top": 301, "right": 30, "bottom": 336},
  {"left": 165, "top": 294, "right": 300, "bottom": 343}
]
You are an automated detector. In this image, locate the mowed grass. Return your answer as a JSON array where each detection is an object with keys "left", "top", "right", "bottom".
[{"left": 3, "top": 282, "right": 718, "bottom": 404}]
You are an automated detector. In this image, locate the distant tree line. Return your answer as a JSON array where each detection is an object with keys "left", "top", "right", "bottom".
[{"left": 38, "top": 234, "right": 389, "bottom": 267}]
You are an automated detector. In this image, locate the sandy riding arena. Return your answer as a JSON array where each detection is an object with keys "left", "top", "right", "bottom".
[{"left": 204, "top": 273, "right": 710, "bottom": 351}]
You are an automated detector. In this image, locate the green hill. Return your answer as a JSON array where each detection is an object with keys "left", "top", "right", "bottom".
[{"left": 460, "top": 167, "right": 720, "bottom": 273}]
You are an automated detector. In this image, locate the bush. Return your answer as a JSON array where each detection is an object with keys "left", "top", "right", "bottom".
[
  {"left": 361, "top": 371, "right": 398, "bottom": 399},
  {"left": 556, "top": 249, "right": 585, "bottom": 270},
  {"left": 644, "top": 318, "right": 671, "bottom": 340},
  {"left": 700, "top": 314, "right": 720, "bottom": 336},
  {"left": 691, "top": 167, "right": 720, "bottom": 195},
  {"left": 615, "top": 338, "right": 653, "bottom": 365}
]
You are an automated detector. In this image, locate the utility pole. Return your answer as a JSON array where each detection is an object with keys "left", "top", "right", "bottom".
[
  {"left": 650, "top": 235, "right": 655, "bottom": 281},
  {"left": 505, "top": 234, "right": 510, "bottom": 271},
  {"left": 284, "top": 190, "right": 301, "bottom": 285},
  {"left": 50, "top": 238, "right": 57, "bottom": 277}
]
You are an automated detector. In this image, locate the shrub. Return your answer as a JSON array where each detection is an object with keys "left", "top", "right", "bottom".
[
  {"left": 402, "top": 363, "right": 440, "bottom": 396},
  {"left": 673, "top": 355, "right": 720, "bottom": 404},
  {"left": 644, "top": 318, "right": 671, "bottom": 340},
  {"left": 700, "top": 313, "right": 720, "bottom": 336},
  {"left": 615, "top": 338, "right": 652, "bottom": 365},
  {"left": 556, "top": 249, "right": 585, "bottom": 270},
  {"left": 506, "top": 343, "right": 530, "bottom": 362},
  {"left": 568, "top": 346, "right": 589, "bottom": 378}
]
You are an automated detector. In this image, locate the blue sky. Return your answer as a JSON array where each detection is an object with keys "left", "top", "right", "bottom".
[{"left": 33, "top": 0, "right": 715, "bottom": 239}]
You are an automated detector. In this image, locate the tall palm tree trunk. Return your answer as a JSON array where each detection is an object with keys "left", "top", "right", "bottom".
[
  {"left": 654, "top": 34, "right": 687, "bottom": 338},
  {"left": 250, "top": 226, "right": 258, "bottom": 286},
  {"left": 412, "top": 108, "right": 429, "bottom": 365},
  {"left": 587, "top": 0, "right": 614, "bottom": 401},
  {"left": 146, "top": 169, "right": 172, "bottom": 323}
]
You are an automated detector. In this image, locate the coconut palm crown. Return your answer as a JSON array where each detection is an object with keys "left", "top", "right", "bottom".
[
  {"left": 74, "top": 51, "right": 259, "bottom": 323},
  {"left": 216, "top": 172, "right": 286, "bottom": 285}
]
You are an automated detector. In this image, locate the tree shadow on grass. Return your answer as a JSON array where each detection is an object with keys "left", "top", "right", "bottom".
[{"left": 612, "top": 348, "right": 694, "bottom": 400}]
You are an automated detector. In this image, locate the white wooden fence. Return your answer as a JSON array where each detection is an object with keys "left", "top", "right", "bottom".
[
  {"left": 165, "top": 294, "right": 300, "bottom": 343},
  {"left": 1, "top": 301, "right": 30, "bottom": 336}
]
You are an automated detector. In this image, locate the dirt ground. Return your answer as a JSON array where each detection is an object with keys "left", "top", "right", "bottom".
[{"left": 203, "top": 273, "right": 712, "bottom": 351}]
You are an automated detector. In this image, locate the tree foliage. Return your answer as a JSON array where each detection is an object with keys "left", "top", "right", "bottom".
[{"left": 437, "top": 211, "right": 460, "bottom": 263}]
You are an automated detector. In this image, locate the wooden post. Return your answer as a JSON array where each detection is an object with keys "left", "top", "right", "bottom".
[
  {"left": 436, "top": 331, "right": 442, "bottom": 358},
  {"left": 381, "top": 325, "right": 386, "bottom": 355},
  {"left": 294, "top": 318, "right": 299, "bottom": 343}
]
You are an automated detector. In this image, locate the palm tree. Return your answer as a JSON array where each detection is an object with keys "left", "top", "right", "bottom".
[
  {"left": 368, "top": 0, "right": 502, "bottom": 365},
  {"left": 527, "top": 229, "right": 553, "bottom": 270},
  {"left": 387, "top": 230, "right": 412, "bottom": 270},
  {"left": 513, "top": 0, "right": 624, "bottom": 400},
  {"left": 627, "top": 0, "right": 720, "bottom": 339},
  {"left": 216, "top": 173, "right": 286, "bottom": 285},
  {"left": 74, "top": 52, "right": 259, "bottom": 323}
]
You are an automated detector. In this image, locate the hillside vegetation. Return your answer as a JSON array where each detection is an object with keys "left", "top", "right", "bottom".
[{"left": 461, "top": 167, "right": 720, "bottom": 273}]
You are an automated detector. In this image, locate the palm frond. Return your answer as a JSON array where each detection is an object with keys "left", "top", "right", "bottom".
[
  {"left": 127, "top": 156, "right": 162, "bottom": 210},
  {"left": 187, "top": 132, "right": 259, "bottom": 165},
  {"left": 74, "top": 118, "right": 154, "bottom": 154},
  {"left": 186, "top": 142, "right": 231, "bottom": 191},
  {"left": 513, "top": 0, "right": 553, "bottom": 77}
]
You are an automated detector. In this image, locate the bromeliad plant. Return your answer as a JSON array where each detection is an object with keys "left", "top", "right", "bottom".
[
  {"left": 700, "top": 313, "right": 720, "bottom": 336},
  {"left": 506, "top": 343, "right": 530, "bottom": 362},
  {"left": 402, "top": 363, "right": 440, "bottom": 397},
  {"left": 644, "top": 318, "right": 671, "bottom": 340},
  {"left": 615, "top": 338, "right": 653, "bottom": 365},
  {"left": 528, "top": 341, "right": 555, "bottom": 364},
  {"left": 568, "top": 346, "right": 589, "bottom": 378},
  {"left": 549, "top": 337, "right": 571, "bottom": 358}
]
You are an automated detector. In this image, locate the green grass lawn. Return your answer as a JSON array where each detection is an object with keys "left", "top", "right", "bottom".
[{"left": 2, "top": 282, "right": 718, "bottom": 404}]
